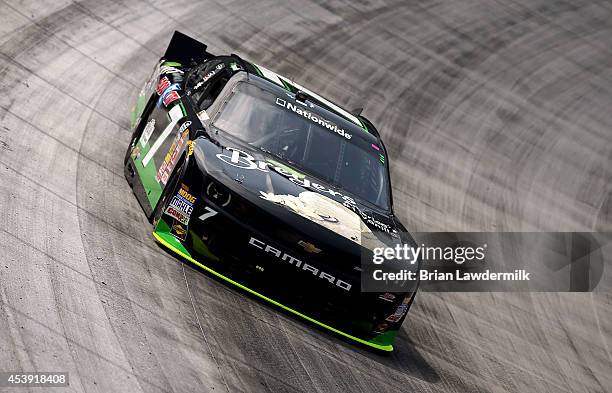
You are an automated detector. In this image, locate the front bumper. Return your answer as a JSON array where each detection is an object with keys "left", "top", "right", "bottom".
[{"left": 152, "top": 216, "right": 415, "bottom": 352}]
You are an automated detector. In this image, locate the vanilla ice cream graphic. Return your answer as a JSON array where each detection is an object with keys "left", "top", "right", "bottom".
[{"left": 259, "top": 191, "right": 371, "bottom": 244}]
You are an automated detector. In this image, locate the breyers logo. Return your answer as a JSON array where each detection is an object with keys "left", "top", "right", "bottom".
[
  {"left": 216, "top": 148, "right": 356, "bottom": 205},
  {"left": 215, "top": 147, "right": 394, "bottom": 234}
]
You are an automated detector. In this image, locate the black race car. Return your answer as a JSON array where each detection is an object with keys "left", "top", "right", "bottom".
[{"left": 125, "top": 31, "right": 417, "bottom": 351}]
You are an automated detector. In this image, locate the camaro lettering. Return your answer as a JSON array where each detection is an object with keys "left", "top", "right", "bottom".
[
  {"left": 264, "top": 245, "right": 281, "bottom": 257},
  {"left": 282, "top": 253, "right": 301, "bottom": 267},
  {"left": 302, "top": 264, "right": 318, "bottom": 275},
  {"left": 248, "top": 236, "right": 352, "bottom": 291}
]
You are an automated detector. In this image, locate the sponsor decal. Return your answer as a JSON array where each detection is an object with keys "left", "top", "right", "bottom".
[
  {"left": 159, "top": 83, "right": 181, "bottom": 107},
  {"left": 344, "top": 202, "right": 393, "bottom": 233},
  {"left": 168, "top": 195, "right": 194, "bottom": 217},
  {"left": 384, "top": 296, "right": 412, "bottom": 322},
  {"left": 178, "top": 186, "right": 196, "bottom": 203},
  {"left": 140, "top": 119, "right": 155, "bottom": 147},
  {"left": 156, "top": 76, "right": 171, "bottom": 95},
  {"left": 156, "top": 130, "right": 188, "bottom": 185},
  {"left": 216, "top": 147, "right": 356, "bottom": 203},
  {"left": 248, "top": 236, "right": 352, "bottom": 291},
  {"left": 162, "top": 90, "right": 180, "bottom": 107},
  {"left": 378, "top": 292, "right": 396, "bottom": 302},
  {"left": 275, "top": 98, "right": 352, "bottom": 140},
  {"left": 254, "top": 63, "right": 364, "bottom": 128},
  {"left": 178, "top": 120, "right": 191, "bottom": 134},
  {"left": 194, "top": 63, "right": 225, "bottom": 90},
  {"left": 197, "top": 110, "right": 209, "bottom": 122},
  {"left": 385, "top": 304, "right": 409, "bottom": 322},
  {"left": 131, "top": 146, "right": 141, "bottom": 160},
  {"left": 170, "top": 223, "right": 188, "bottom": 241},
  {"left": 160, "top": 65, "right": 183, "bottom": 75},
  {"left": 157, "top": 83, "right": 181, "bottom": 106},
  {"left": 169, "top": 105, "right": 184, "bottom": 122},
  {"left": 165, "top": 205, "right": 190, "bottom": 225},
  {"left": 187, "top": 140, "right": 194, "bottom": 156},
  {"left": 164, "top": 183, "right": 196, "bottom": 226},
  {"left": 216, "top": 147, "right": 395, "bottom": 234}
]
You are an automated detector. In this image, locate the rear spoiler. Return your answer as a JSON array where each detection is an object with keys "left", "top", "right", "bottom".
[{"left": 162, "top": 31, "right": 215, "bottom": 66}]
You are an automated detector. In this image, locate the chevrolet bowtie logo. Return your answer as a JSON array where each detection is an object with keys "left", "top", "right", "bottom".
[{"left": 298, "top": 240, "right": 321, "bottom": 253}]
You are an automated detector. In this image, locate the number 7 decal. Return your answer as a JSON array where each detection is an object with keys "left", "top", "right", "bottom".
[{"left": 198, "top": 206, "right": 218, "bottom": 221}]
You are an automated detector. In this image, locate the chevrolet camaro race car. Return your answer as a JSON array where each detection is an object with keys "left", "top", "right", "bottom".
[{"left": 124, "top": 31, "right": 418, "bottom": 351}]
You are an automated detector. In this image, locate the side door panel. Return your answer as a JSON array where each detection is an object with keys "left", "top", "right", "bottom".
[
  {"left": 128, "top": 63, "right": 191, "bottom": 215},
  {"left": 127, "top": 58, "right": 239, "bottom": 217},
  {"left": 131, "top": 103, "right": 189, "bottom": 211}
]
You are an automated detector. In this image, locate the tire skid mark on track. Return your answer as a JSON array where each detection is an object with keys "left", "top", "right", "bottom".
[
  {"left": 1, "top": 1, "right": 143, "bottom": 89},
  {"left": 0, "top": 53, "right": 131, "bottom": 132},
  {"left": 180, "top": 263, "right": 231, "bottom": 393},
  {"left": 0, "top": 226, "right": 201, "bottom": 337},
  {"left": 0, "top": 107, "right": 125, "bottom": 179},
  {"left": 276, "top": 320, "right": 322, "bottom": 393},
  {"left": 408, "top": 307, "right": 573, "bottom": 392},
  {"left": 0, "top": 297, "right": 170, "bottom": 392}
]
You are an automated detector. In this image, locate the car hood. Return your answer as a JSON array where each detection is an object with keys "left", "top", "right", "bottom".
[{"left": 192, "top": 132, "right": 402, "bottom": 246}]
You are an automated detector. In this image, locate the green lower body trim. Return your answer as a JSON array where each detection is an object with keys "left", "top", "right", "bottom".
[{"left": 152, "top": 227, "right": 395, "bottom": 352}]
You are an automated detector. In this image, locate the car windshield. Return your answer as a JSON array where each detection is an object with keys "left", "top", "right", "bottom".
[{"left": 213, "top": 81, "right": 390, "bottom": 209}]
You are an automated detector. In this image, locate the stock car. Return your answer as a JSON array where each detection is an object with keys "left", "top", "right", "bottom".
[{"left": 124, "top": 31, "right": 418, "bottom": 351}]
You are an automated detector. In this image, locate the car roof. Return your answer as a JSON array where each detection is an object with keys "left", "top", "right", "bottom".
[
  {"left": 244, "top": 62, "right": 367, "bottom": 128},
  {"left": 237, "top": 62, "right": 380, "bottom": 145}
]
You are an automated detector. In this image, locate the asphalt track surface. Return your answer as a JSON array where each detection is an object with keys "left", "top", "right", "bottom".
[{"left": 0, "top": 1, "right": 611, "bottom": 392}]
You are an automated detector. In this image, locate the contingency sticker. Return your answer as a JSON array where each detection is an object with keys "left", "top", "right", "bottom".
[
  {"left": 156, "top": 76, "right": 171, "bottom": 95},
  {"left": 164, "top": 183, "right": 196, "bottom": 226},
  {"left": 140, "top": 119, "right": 155, "bottom": 147},
  {"left": 170, "top": 223, "right": 188, "bottom": 241},
  {"left": 168, "top": 105, "right": 184, "bottom": 122},
  {"left": 155, "top": 129, "right": 188, "bottom": 185},
  {"left": 162, "top": 90, "right": 180, "bottom": 107},
  {"left": 384, "top": 295, "right": 411, "bottom": 322}
]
